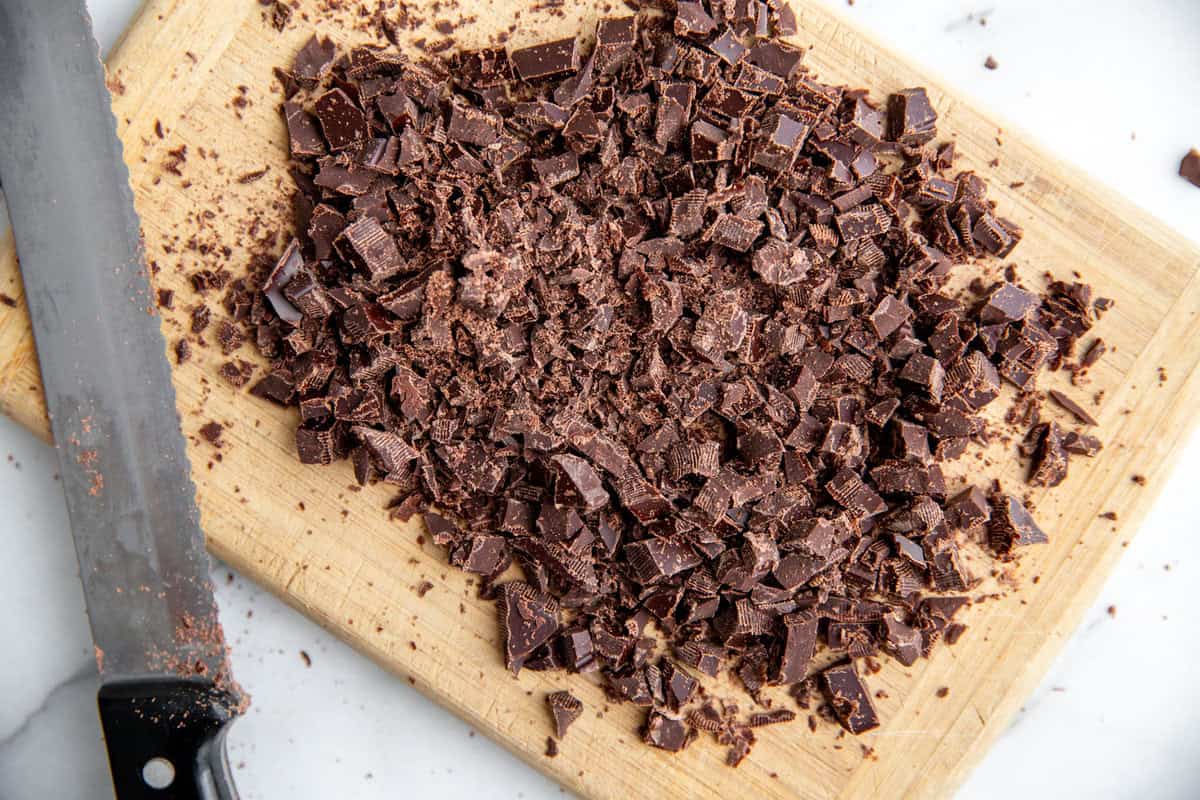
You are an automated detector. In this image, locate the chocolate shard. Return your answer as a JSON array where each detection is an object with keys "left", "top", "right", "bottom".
[
  {"left": 547, "top": 690, "right": 583, "bottom": 739},
  {"left": 820, "top": 662, "right": 880, "bottom": 734},
  {"left": 988, "top": 494, "right": 1049, "bottom": 553},
  {"left": 315, "top": 88, "right": 370, "bottom": 151},
  {"left": 510, "top": 37, "right": 580, "bottom": 81},
  {"left": 776, "top": 612, "right": 818, "bottom": 684},
  {"left": 675, "top": 2, "right": 717, "bottom": 38},
  {"left": 595, "top": 16, "right": 637, "bottom": 72},
  {"left": 1028, "top": 421, "right": 1069, "bottom": 487},
  {"left": 263, "top": 238, "right": 304, "bottom": 324},
  {"left": 351, "top": 426, "right": 419, "bottom": 474},
  {"left": 551, "top": 453, "right": 609, "bottom": 510},
  {"left": 643, "top": 711, "right": 695, "bottom": 752},
  {"left": 625, "top": 538, "right": 702, "bottom": 583},
  {"left": 888, "top": 87, "right": 937, "bottom": 145},
  {"left": 1048, "top": 389, "right": 1098, "bottom": 426},
  {"left": 1181, "top": 149, "right": 1200, "bottom": 189},
  {"left": 980, "top": 282, "right": 1038, "bottom": 324},
  {"left": 497, "top": 582, "right": 560, "bottom": 674},
  {"left": 284, "top": 101, "right": 326, "bottom": 157},
  {"left": 337, "top": 217, "right": 404, "bottom": 282}
]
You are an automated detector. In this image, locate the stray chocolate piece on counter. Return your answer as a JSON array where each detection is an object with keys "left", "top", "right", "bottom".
[{"left": 1180, "top": 149, "right": 1200, "bottom": 188}]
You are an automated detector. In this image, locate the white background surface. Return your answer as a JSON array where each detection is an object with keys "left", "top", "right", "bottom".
[{"left": 1, "top": 1, "right": 1199, "bottom": 798}]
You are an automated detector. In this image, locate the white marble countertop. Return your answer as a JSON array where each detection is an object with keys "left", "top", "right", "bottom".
[{"left": 2, "top": 1, "right": 1199, "bottom": 798}]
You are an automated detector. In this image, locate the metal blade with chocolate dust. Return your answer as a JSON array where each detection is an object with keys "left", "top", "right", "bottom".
[{"left": 0, "top": 2, "right": 242, "bottom": 797}]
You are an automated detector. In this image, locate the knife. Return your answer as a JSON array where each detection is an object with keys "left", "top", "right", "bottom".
[{"left": 0, "top": 2, "right": 244, "bottom": 798}]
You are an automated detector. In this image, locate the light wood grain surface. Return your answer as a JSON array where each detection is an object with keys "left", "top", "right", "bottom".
[{"left": 1, "top": 1, "right": 1198, "bottom": 797}]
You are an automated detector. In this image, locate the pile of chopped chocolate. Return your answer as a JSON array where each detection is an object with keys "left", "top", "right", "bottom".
[{"left": 228, "top": 1, "right": 1108, "bottom": 762}]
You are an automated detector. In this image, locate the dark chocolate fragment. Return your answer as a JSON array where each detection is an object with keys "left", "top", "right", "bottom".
[
  {"left": 820, "top": 663, "right": 880, "bottom": 734},
  {"left": 1048, "top": 389, "right": 1098, "bottom": 426},
  {"left": 989, "top": 494, "right": 1049, "bottom": 553},
  {"left": 643, "top": 711, "right": 694, "bottom": 752},
  {"left": 510, "top": 37, "right": 580, "bottom": 81},
  {"left": 315, "top": 88, "right": 370, "bottom": 151},
  {"left": 497, "top": 582, "right": 560, "bottom": 674},
  {"left": 547, "top": 690, "right": 583, "bottom": 739},
  {"left": 1179, "top": 149, "right": 1200, "bottom": 189}
]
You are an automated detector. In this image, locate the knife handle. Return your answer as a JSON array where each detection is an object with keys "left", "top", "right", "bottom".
[{"left": 98, "top": 678, "right": 241, "bottom": 800}]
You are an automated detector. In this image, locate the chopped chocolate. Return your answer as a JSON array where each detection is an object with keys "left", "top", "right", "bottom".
[
  {"left": 547, "top": 690, "right": 583, "bottom": 739},
  {"left": 314, "top": 88, "right": 370, "bottom": 151},
  {"left": 888, "top": 88, "right": 937, "bottom": 145},
  {"left": 235, "top": 16, "right": 1104, "bottom": 756},
  {"left": 1028, "top": 421, "right": 1068, "bottom": 487},
  {"left": 820, "top": 663, "right": 879, "bottom": 734},
  {"left": 1180, "top": 149, "right": 1200, "bottom": 189},
  {"left": 497, "top": 582, "right": 560, "bottom": 674},
  {"left": 644, "top": 711, "right": 695, "bottom": 752},
  {"left": 510, "top": 37, "right": 580, "bottom": 81},
  {"left": 989, "top": 494, "right": 1049, "bottom": 553},
  {"left": 1048, "top": 389, "right": 1098, "bottom": 426}
]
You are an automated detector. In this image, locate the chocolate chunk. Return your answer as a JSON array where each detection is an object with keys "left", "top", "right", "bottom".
[
  {"left": 989, "top": 494, "right": 1049, "bottom": 553},
  {"left": 532, "top": 152, "right": 580, "bottom": 187},
  {"left": 547, "top": 690, "right": 583, "bottom": 739},
  {"left": 1028, "top": 421, "right": 1068, "bottom": 487},
  {"left": 690, "top": 119, "right": 735, "bottom": 161},
  {"left": 708, "top": 29, "right": 747, "bottom": 65},
  {"left": 337, "top": 217, "right": 404, "bottom": 282},
  {"left": 980, "top": 282, "right": 1038, "bottom": 324},
  {"left": 497, "top": 582, "right": 560, "bottom": 674},
  {"left": 293, "top": 36, "right": 337, "bottom": 84},
  {"left": 625, "top": 538, "right": 702, "bottom": 583},
  {"left": 898, "top": 353, "right": 945, "bottom": 404},
  {"left": 888, "top": 88, "right": 937, "bottom": 145},
  {"left": 675, "top": 2, "right": 717, "bottom": 38},
  {"left": 1180, "top": 149, "right": 1200, "bottom": 188},
  {"left": 284, "top": 101, "right": 326, "bottom": 157},
  {"left": 777, "top": 612, "right": 818, "bottom": 684},
  {"left": 462, "top": 535, "right": 507, "bottom": 575},
  {"left": 870, "top": 295, "right": 911, "bottom": 340},
  {"left": 882, "top": 615, "right": 922, "bottom": 666},
  {"left": 315, "top": 88, "right": 370, "bottom": 151},
  {"left": 551, "top": 454, "right": 609, "bottom": 510},
  {"left": 510, "top": 37, "right": 580, "bottom": 81},
  {"left": 643, "top": 711, "right": 694, "bottom": 752},
  {"left": 746, "top": 41, "right": 804, "bottom": 79},
  {"left": 1048, "top": 389, "right": 1098, "bottom": 426},
  {"left": 827, "top": 469, "right": 887, "bottom": 519},
  {"left": 820, "top": 663, "right": 880, "bottom": 734},
  {"left": 706, "top": 213, "right": 763, "bottom": 252},
  {"left": 447, "top": 104, "right": 503, "bottom": 146},
  {"left": 675, "top": 641, "right": 724, "bottom": 677},
  {"left": 595, "top": 17, "right": 637, "bottom": 72}
]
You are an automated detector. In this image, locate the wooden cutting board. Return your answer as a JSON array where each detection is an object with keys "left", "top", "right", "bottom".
[{"left": 1, "top": 1, "right": 1198, "bottom": 797}]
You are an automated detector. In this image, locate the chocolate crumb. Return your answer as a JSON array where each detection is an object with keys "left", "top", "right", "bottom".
[{"left": 300, "top": 650, "right": 312, "bottom": 667}]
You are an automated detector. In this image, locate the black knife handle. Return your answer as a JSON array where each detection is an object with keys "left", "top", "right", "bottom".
[{"left": 98, "top": 678, "right": 241, "bottom": 800}]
